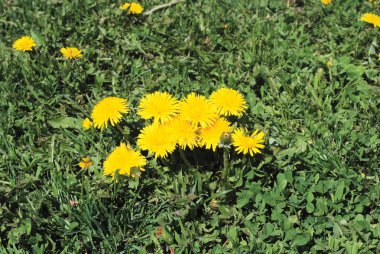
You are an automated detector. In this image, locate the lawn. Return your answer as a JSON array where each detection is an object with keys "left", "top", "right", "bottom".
[{"left": 0, "top": 0, "right": 379, "bottom": 253}]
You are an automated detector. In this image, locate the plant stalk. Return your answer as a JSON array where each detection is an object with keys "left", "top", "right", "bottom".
[
  {"left": 143, "top": 0, "right": 185, "bottom": 16},
  {"left": 221, "top": 147, "right": 230, "bottom": 187},
  {"left": 179, "top": 147, "right": 193, "bottom": 169}
]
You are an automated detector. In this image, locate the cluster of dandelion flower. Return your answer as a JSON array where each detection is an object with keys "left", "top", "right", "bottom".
[{"left": 86, "top": 88, "right": 265, "bottom": 179}]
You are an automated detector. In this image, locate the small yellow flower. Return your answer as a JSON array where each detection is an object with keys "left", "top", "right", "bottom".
[
  {"left": 360, "top": 13, "right": 380, "bottom": 27},
  {"left": 60, "top": 47, "right": 83, "bottom": 59},
  {"left": 79, "top": 157, "right": 93, "bottom": 169},
  {"left": 232, "top": 128, "right": 265, "bottom": 156},
  {"left": 327, "top": 60, "right": 333, "bottom": 68},
  {"left": 378, "top": 53, "right": 380, "bottom": 61},
  {"left": 321, "top": 0, "right": 332, "bottom": 5},
  {"left": 91, "top": 97, "right": 129, "bottom": 130},
  {"left": 12, "top": 36, "right": 37, "bottom": 52},
  {"left": 82, "top": 118, "right": 93, "bottom": 130},
  {"left": 119, "top": 2, "right": 143, "bottom": 14},
  {"left": 104, "top": 143, "right": 146, "bottom": 177}
]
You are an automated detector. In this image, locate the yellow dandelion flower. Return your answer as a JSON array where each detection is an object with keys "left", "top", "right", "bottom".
[
  {"left": 91, "top": 97, "right": 129, "bottom": 130},
  {"left": 82, "top": 118, "right": 93, "bottom": 130},
  {"left": 79, "top": 157, "right": 93, "bottom": 169},
  {"left": 168, "top": 117, "right": 198, "bottom": 150},
  {"left": 209, "top": 88, "right": 247, "bottom": 117},
  {"left": 360, "top": 13, "right": 380, "bottom": 27},
  {"left": 138, "top": 91, "right": 179, "bottom": 123},
  {"left": 137, "top": 122, "right": 177, "bottom": 158},
  {"left": 119, "top": 2, "right": 143, "bottom": 14},
  {"left": 104, "top": 143, "right": 146, "bottom": 177},
  {"left": 12, "top": 36, "right": 36, "bottom": 52},
  {"left": 179, "top": 93, "right": 218, "bottom": 128},
  {"left": 232, "top": 128, "right": 265, "bottom": 156},
  {"left": 198, "top": 117, "right": 231, "bottom": 151},
  {"left": 321, "top": 0, "right": 332, "bottom": 5},
  {"left": 129, "top": 2, "right": 143, "bottom": 14},
  {"left": 60, "top": 47, "right": 83, "bottom": 59}
]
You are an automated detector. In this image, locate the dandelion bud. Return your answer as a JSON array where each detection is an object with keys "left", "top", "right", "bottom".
[
  {"left": 130, "top": 167, "right": 142, "bottom": 178},
  {"left": 220, "top": 131, "right": 232, "bottom": 146},
  {"left": 209, "top": 199, "right": 219, "bottom": 210}
]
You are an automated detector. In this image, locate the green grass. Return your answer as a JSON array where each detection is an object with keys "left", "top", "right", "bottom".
[{"left": 1, "top": 0, "right": 379, "bottom": 253}]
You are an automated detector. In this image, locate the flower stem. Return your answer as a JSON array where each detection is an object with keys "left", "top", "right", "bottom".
[
  {"left": 221, "top": 147, "right": 230, "bottom": 187},
  {"left": 115, "top": 123, "right": 131, "bottom": 144},
  {"left": 115, "top": 123, "right": 126, "bottom": 136},
  {"left": 179, "top": 147, "right": 193, "bottom": 169}
]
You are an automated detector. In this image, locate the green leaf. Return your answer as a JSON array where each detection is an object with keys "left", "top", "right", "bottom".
[
  {"left": 227, "top": 226, "right": 238, "bottom": 244},
  {"left": 68, "top": 222, "right": 79, "bottom": 230},
  {"left": 306, "top": 202, "right": 314, "bottom": 213},
  {"left": 31, "top": 30, "right": 45, "bottom": 45},
  {"left": 291, "top": 233, "right": 310, "bottom": 247},
  {"left": 263, "top": 223, "right": 274, "bottom": 235},
  {"left": 48, "top": 117, "right": 80, "bottom": 129},
  {"left": 306, "top": 191, "right": 314, "bottom": 203},
  {"left": 276, "top": 173, "right": 287, "bottom": 192},
  {"left": 236, "top": 190, "right": 253, "bottom": 208},
  {"left": 335, "top": 180, "right": 345, "bottom": 201},
  {"left": 288, "top": 215, "right": 299, "bottom": 224}
]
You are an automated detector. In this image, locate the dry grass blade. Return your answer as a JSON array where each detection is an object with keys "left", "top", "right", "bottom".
[{"left": 143, "top": 0, "right": 185, "bottom": 16}]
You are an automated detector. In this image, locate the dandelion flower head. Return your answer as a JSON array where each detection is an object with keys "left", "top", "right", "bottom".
[
  {"left": 168, "top": 117, "right": 198, "bottom": 150},
  {"left": 79, "top": 157, "right": 93, "bottom": 169},
  {"left": 91, "top": 97, "right": 129, "bottom": 130},
  {"left": 179, "top": 93, "right": 218, "bottom": 128},
  {"left": 104, "top": 143, "right": 146, "bottom": 177},
  {"left": 198, "top": 117, "right": 231, "bottom": 151},
  {"left": 137, "top": 122, "right": 177, "bottom": 158},
  {"left": 360, "top": 13, "right": 380, "bottom": 27},
  {"left": 138, "top": 91, "right": 179, "bottom": 123},
  {"left": 232, "top": 128, "right": 265, "bottom": 156},
  {"left": 12, "top": 36, "right": 36, "bottom": 52},
  {"left": 60, "top": 47, "right": 83, "bottom": 59},
  {"left": 209, "top": 88, "right": 247, "bottom": 117}
]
